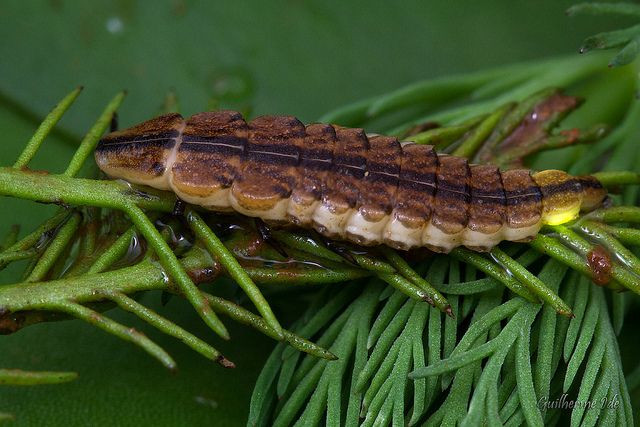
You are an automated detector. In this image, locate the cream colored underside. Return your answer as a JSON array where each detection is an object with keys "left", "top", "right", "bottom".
[
  {"left": 119, "top": 137, "right": 545, "bottom": 251},
  {"left": 167, "top": 178, "right": 543, "bottom": 251}
]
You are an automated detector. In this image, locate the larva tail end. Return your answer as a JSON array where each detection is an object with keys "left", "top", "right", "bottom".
[
  {"left": 533, "top": 170, "right": 582, "bottom": 226},
  {"left": 94, "top": 113, "right": 185, "bottom": 191}
]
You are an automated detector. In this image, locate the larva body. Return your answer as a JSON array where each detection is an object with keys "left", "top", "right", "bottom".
[{"left": 95, "top": 111, "right": 607, "bottom": 252}]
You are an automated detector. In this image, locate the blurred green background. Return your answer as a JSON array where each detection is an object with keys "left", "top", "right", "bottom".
[{"left": 0, "top": 1, "right": 630, "bottom": 425}]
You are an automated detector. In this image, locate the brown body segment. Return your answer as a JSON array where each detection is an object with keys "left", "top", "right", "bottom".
[
  {"left": 288, "top": 123, "right": 337, "bottom": 225},
  {"left": 96, "top": 113, "right": 184, "bottom": 188},
  {"left": 467, "top": 164, "right": 505, "bottom": 235},
  {"left": 170, "top": 111, "right": 247, "bottom": 209},
  {"left": 358, "top": 135, "right": 402, "bottom": 221},
  {"left": 95, "top": 111, "right": 608, "bottom": 252},
  {"left": 431, "top": 155, "right": 471, "bottom": 234},
  {"left": 312, "top": 127, "right": 369, "bottom": 237},
  {"left": 231, "top": 116, "right": 304, "bottom": 218},
  {"left": 325, "top": 127, "right": 369, "bottom": 210},
  {"left": 392, "top": 143, "right": 437, "bottom": 230},
  {"left": 502, "top": 169, "right": 543, "bottom": 240}
]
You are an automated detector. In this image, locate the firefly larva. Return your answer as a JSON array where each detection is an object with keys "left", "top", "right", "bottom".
[{"left": 95, "top": 111, "right": 607, "bottom": 252}]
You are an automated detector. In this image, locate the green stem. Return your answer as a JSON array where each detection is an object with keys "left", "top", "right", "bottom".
[
  {"left": 529, "top": 233, "right": 595, "bottom": 278},
  {"left": 530, "top": 232, "right": 640, "bottom": 293},
  {"left": 187, "top": 210, "right": 283, "bottom": 339},
  {"left": 63, "top": 91, "right": 125, "bottom": 177},
  {"left": 352, "top": 252, "right": 397, "bottom": 274},
  {"left": 1, "top": 224, "right": 20, "bottom": 250},
  {"left": 0, "top": 167, "right": 176, "bottom": 212},
  {"left": 87, "top": 227, "right": 136, "bottom": 274},
  {"left": 245, "top": 265, "right": 370, "bottom": 285},
  {"left": 24, "top": 211, "right": 82, "bottom": 282},
  {"left": 453, "top": 104, "right": 509, "bottom": 159},
  {"left": 122, "top": 203, "right": 229, "bottom": 340},
  {"left": 0, "top": 210, "right": 69, "bottom": 270},
  {"left": 0, "top": 369, "right": 77, "bottom": 385},
  {"left": 78, "top": 209, "right": 100, "bottom": 258},
  {"left": 104, "top": 291, "right": 231, "bottom": 367},
  {"left": 594, "top": 224, "right": 640, "bottom": 246},
  {"left": 489, "top": 247, "right": 572, "bottom": 317},
  {"left": 13, "top": 87, "right": 83, "bottom": 169},
  {"left": 450, "top": 248, "right": 538, "bottom": 302},
  {"left": 47, "top": 300, "right": 176, "bottom": 370},
  {"left": 592, "top": 171, "right": 640, "bottom": 187},
  {"left": 377, "top": 272, "right": 436, "bottom": 304},
  {"left": 577, "top": 220, "right": 640, "bottom": 276},
  {"left": 271, "top": 231, "right": 346, "bottom": 263},
  {"left": 379, "top": 246, "right": 451, "bottom": 314},
  {"left": 204, "top": 294, "right": 336, "bottom": 361},
  {"left": 0, "top": 253, "right": 334, "bottom": 360},
  {"left": 0, "top": 248, "right": 36, "bottom": 263},
  {"left": 585, "top": 206, "right": 640, "bottom": 223},
  {"left": 408, "top": 117, "right": 483, "bottom": 147}
]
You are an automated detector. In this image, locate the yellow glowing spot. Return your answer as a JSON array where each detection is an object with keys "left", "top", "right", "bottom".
[{"left": 542, "top": 207, "right": 580, "bottom": 226}]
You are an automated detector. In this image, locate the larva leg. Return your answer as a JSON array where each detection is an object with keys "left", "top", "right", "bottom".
[
  {"left": 254, "top": 218, "right": 289, "bottom": 258},
  {"left": 323, "top": 239, "right": 358, "bottom": 265},
  {"left": 172, "top": 198, "right": 186, "bottom": 216},
  {"left": 110, "top": 112, "right": 118, "bottom": 133}
]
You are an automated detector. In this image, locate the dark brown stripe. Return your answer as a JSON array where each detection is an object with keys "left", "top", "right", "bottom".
[
  {"left": 96, "top": 139, "right": 177, "bottom": 153},
  {"left": 539, "top": 178, "right": 582, "bottom": 196},
  {"left": 246, "top": 141, "right": 300, "bottom": 166},
  {"left": 472, "top": 188, "right": 507, "bottom": 199},
  {"left": 334, "top": 154, "right": 367, "bottom": 178},
  {"left": 399, "top": 170, "right": 437, "bottom": 191},
  {"left": 180, "top": 135, "right": 246, "bottom": 154},
  {"left": 101, "top": 130, "right": 181, "bottom": 144},
  {"left": 579, "top": 177, "right": 604, "bottom": 190}
]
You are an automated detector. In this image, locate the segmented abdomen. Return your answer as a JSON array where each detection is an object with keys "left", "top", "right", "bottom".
[{"left": 95, "top": 111, "right": 606, "bottom": 252}]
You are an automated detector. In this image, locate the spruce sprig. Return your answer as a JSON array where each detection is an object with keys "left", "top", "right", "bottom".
[
  {"left": 0, "top": 37, "right": 639, "bottom": 427},
  {"left": 568, "top": 2, "right": 640, "bottom": 67},
  {"left": 250, "top": 52, "right": 640, "bottom": 425}
]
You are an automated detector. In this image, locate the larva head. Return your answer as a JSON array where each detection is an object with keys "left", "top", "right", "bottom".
[
  {"left": 577, "top": 175, "right": 607, "bottom": 212},
  {"left": 95, "top": 113, "right": 185, "bottom": 190},
  {"left": 532, "top": 170, "right": 607, "bottom": 226}
]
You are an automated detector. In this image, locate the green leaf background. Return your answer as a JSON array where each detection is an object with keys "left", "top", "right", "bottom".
[{"left": 0, "top": 1, "right": 636, "bottom": 425}]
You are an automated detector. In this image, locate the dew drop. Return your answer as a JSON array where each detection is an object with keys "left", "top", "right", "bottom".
[
  {"left": 489, "top": 251, "right": 515, "bottom": 278},
  {"left": 194, "top": 396, "right": 218, "bottom": 410},
  {"left": 106, "top": 17, "right": 124, "bottom": 34}
]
